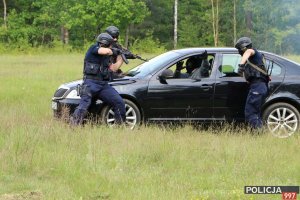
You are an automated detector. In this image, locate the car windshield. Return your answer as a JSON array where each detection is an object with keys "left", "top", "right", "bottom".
[{"left": 125, "top": 51, "right": 181, "bottom": 77}]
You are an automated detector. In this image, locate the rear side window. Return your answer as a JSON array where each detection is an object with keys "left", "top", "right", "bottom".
[{"left": 265, "top": 59, "right": 282, "bottom": 76}]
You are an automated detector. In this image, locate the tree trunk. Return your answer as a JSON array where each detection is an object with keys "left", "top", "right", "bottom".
[
  {"left": 61, "top": 26, "right": 69, "bottom": 45},
  {"left": 125, "top": 26, "right": 130, "bottom": 49},
  {"left": 3, "top": 0, "right": 7, "bottom": 29},
  {"left": 244, "top": 0, "right": 253, "bottom": 36},
  {"left": 245, "top": 11, "right": 253, "bottom": 35},
  {"left": 216, "top": 0, "right": 219, "bottom": 46},
  {"left": 211, "top": 0, "right": 219, "bottom": 46},
  {"left": 174, "top": 0, "right": 178, "bottom": 49},
  {"left": 233, "top": 0, "right": 237, "bottom": 45},
  {"left": 211, "top": 0, "right": 216, "bottom": 46}
]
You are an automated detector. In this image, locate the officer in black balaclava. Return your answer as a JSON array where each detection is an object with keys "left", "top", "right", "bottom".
[
  {"left": 235, "top": 37, "right": 269, "bottom": 129},
  {"left": 105, "top": 25, "right": 137, "bottom": 60},
  {"left": 104, "top": 25, "right": 134, "bottom": 78}
]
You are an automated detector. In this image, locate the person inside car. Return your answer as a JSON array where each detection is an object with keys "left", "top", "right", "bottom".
[
  {"left": 194, "top": 51, "right": 211, "bottom": 78},
  {"left": 173, "top": 56, "right": 201, "bottom": 78},
  {"left": 174, "top": 51, "right": 210, "bottom": 79}
]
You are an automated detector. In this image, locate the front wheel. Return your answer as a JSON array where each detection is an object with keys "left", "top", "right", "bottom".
[
  {"left": 263, "top": 102, "right": 300, "bottom": 138},
  {"left": 100, "top": 99, "right": 141, "bottom": 129}
]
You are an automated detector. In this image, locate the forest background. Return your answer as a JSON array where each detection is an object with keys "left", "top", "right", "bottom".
[{"left": 1, "top": 0, "right": 300, "bottom": 55}]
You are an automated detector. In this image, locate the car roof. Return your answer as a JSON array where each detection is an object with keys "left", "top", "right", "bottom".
[
  {"left": 173, "top": 48, "right": 299, "bottom": 65},
  {"left": 172, "top": 47, "right": 238, "bottom": 54}
]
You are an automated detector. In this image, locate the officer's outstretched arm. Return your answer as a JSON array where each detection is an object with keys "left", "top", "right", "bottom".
[
  {"left": 110, "top": 55, "right": 124, "bottom": 72},
  {"left": 97, "top": 47, "right": 114, "bottom": 55},
  {"left": 240, "top": 49, "right": 255, "bottom": 64}
]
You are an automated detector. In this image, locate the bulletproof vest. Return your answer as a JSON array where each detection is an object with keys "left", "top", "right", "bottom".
[
  {"left": 84, "top": 61, "right": 112, "bottom": 80},
  {"left": 244, "top": 49, "right": 268, "bottom": 82},
  {"left": 83, "top": 44, "right": 111, "bottom": 80}
]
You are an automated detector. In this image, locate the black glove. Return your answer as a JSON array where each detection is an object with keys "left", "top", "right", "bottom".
[
  {"left": 238, "top": 64, "right": 245, "bottom": 74},
  {"left": 176, "top": 61, "right": 184, "bottom": 71},
  {"left": 111, "top": 48, "right": 121, "bottom": 56},
  {"left": 201, "top": 50, "right": 208, "bottom": 59}
]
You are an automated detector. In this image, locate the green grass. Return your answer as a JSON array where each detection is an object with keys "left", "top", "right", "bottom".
[{"left": 0, "top": 54, "right": 299, "bottom": 200}]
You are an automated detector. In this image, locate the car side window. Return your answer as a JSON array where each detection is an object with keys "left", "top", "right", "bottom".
[
  {"left": 265, "top": 59, "right": 282, "bottom": 76},
  {"left": 219, "top": 54, "right": 241, "bottom": 77},
  {"left": 167, "top": 54, "right": 215, "bottom": 79}
]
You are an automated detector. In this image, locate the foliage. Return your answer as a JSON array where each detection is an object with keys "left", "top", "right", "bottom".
[
  {"left": 0, "top": 0, "right": 300, "bottom": 54},
  {"left": 131, "top": 31, "right": 166, "bottom": 53}
]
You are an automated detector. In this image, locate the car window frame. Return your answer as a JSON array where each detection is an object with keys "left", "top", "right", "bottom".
[{"left": 263, "top": 54, "right": 285, "bottom": 77}]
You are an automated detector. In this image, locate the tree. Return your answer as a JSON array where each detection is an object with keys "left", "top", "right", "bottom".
[
  {"left": 211, "top": 0, "right": 219, "bottom": 46},
  {"left": 243, "top": 0, "right": 253, "bottom": 36},
  {"left": 174, "top": 0, "right": 178, "bottom": 49},
  {"left": 136, "top": 0, "right": 173, "bottom": 48},
  {"left": 2, "top": 0, "right": 6, "bottom": 29},
  {"left": 233, "top": 0, "right": 237, "bottom": 45},
  {"left": 95, "top": 0, "right": 149, "bottom": 46},
  {"left": 177, "top": 0, "right": 212, "bottom": 47}
]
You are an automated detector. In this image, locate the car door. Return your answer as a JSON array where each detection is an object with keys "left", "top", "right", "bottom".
[
  {"left": 213, "top": 53, "right": 249, "bottom": 121},
  {"left": 145, "top": 71, "right": 215, "bottom": 120}
]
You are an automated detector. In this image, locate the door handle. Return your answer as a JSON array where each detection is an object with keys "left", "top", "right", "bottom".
[
  {"left": 200, "top": 85, "right": 212, "bottom": 89},
  {"left": 200, "top": 84, "right": 213, "bottom": 91}
]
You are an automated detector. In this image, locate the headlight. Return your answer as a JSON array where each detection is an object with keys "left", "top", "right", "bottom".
[{"left": 65, "top": 89, "right": 80, "bottom": 99}]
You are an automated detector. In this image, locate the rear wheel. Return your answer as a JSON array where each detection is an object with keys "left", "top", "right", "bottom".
[
  {"left": 100, "top": 99, "right": 141, "bottom": 129},
  {"left": 263, "top": 102, "right": 300, "bottom": 138}
]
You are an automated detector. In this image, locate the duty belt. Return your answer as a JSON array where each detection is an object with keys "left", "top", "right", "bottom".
[
  {"left": 84, "top": 75, "right": 104, "bottom": 81},
  {"left": 250, "top": 77, "right": 267, "bottom": 84}
]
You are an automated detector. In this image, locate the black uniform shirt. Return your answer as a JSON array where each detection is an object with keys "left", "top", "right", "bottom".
[{"left": 84, "top": 43, "right": 110, "bottom": 67}]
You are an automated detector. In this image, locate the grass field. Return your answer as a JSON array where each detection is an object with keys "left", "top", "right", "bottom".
[{"left": 0, "top": 53, "right": 299, "bottom": 200}]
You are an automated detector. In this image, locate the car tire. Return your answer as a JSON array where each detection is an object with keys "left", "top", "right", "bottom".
[
  {"left": 100, "top": 99, "right": 141, "bottom": 129},
  {"left": 263, "top": 102, "right": 300, "bottom": 138}
]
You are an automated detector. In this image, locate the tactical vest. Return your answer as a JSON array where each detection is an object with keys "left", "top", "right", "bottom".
[
  {"left": 83, "top": 61, "right": 111, "bottom": 81},
  {"left": 244, "top": 49, "right": 268, "bottom": 83}
]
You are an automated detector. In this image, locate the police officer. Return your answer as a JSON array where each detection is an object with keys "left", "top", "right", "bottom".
[
  {"left": 235, "top": 37, "right": 269, "bottom": 129},
  {"left": 71, "top": 33, "right": 126, "bottom": 125}
]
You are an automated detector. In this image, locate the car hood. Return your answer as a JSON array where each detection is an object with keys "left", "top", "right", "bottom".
[{"left": 60, "top": 76, "right": 139, "bottom": 89}]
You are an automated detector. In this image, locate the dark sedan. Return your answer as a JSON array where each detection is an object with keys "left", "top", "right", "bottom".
[{"left": 52, "top": 48, "right": 300, "bottom": 138}]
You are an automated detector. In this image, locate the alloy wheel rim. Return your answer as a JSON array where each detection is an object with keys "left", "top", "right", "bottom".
[
  {"left": 106, "top": 104, "right": 137, "bottom": 129},
  {"left": 267, "top": 107, "right": 298, "bottom": 138}
]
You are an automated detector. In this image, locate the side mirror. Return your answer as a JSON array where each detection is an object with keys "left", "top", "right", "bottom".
[
  {"left": 157, "top": 69, "right": 173, "bottom": 84},
  {"left": 158, "top": 74, "right": 168, "bottom": 84}
]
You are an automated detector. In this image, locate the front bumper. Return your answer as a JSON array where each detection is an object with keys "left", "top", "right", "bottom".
[
  {"left": 52, "top": 98, "right": 106, "bottom": 118},
  {"left": 52, "top": 98, "right": 80, "bottom": 118}
]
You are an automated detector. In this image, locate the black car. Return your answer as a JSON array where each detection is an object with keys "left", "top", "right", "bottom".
[{"left": 52, "top": 48, "right": 300, "bottom": 138}]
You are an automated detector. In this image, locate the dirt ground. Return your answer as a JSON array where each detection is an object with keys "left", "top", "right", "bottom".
[{"left": 0, "top": 191, "right": 43, "bottom": 200}]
